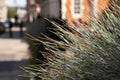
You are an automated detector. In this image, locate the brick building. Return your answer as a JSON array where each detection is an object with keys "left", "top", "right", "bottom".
[{"left": 27, "top": 0, "right": 109, "bottom": 25}]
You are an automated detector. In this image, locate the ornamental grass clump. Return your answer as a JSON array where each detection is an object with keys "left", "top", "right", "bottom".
[{"left": 24, "top": 0, "right": 120, "bottom": 80}]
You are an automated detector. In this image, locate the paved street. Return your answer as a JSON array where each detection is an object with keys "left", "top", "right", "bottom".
[{"left": 0, "top": 27, "right": 30, "bottom": 80}]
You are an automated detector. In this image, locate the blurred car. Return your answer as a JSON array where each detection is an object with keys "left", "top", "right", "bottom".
[{"left": 3, "top": 20, "right": 10, "bottom": 28}]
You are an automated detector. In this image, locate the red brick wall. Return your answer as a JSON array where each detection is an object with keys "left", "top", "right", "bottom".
[{"left": 65, "top": 0, "right": 109, "bottom": 26}]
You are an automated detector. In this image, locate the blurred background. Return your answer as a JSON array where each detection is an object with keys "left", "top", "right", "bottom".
[
  {"left": 0, "top": 0, "right": 110, "bottom": 80},
  {"left": 0, "top": 0, "right": 29, "bottom": 80}
]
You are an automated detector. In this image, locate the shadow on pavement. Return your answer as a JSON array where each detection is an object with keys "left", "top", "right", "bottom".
[
  {"left": 0, "top": 60, "right": 29, "bottom": 80},
  {"left": 0, "top": 27, "right": 30, "bottom": 80},
  {"left": 0, "top": 30, "right": 26, "bottom": 39},
  {"left": 0, "top": 60, "right": 28, "bottom": 72}
]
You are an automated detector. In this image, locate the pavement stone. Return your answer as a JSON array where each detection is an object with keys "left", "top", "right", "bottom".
[
  {"left": 0, "top": 27, "right": 30, "bottom": 80},
  {"left": 0, "top": 39, "right": 29, "bottom": 61}
]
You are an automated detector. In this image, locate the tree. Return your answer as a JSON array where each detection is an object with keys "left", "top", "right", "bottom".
[{"left": 7, "top": 7, "right": 16, "bottom": 19}]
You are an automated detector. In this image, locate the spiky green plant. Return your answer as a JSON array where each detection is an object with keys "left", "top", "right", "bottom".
[{"left": 24, "top": 0, "right": 120, "bottom": 80}]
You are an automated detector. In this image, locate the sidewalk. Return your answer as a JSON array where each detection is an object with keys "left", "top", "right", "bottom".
[
  {"left": 0, "top": 27, "right": 29, "bottom": 61},
  {"left": 0, "top": 39, "right": 29, "bottom": 61},
  {"left": 0, "top": 27, "right": 30, "bottom": 80}
]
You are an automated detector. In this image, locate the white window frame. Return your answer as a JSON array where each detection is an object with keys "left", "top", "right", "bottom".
[
  {"left": 61, "top": 0, "right": 66, "bottom": 19},
  {"left": 94, "top": 0, "right": 98, "bottom": 17},
  {"left": 71, "top": 0, "right": 84, "bottom": 19},
  {"left": 61, "top": 0, "right": 85, "bottom": 19}
]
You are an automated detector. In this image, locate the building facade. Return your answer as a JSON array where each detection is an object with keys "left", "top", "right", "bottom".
[
  {"left": 27, "top": 0, "right": 109, "bottom": 25},
  {"left": 62, "top": 0, "right": 109, "bottom": 26},
  {"left": 0, "top": 0, "right": 7, "bottom": 22}
]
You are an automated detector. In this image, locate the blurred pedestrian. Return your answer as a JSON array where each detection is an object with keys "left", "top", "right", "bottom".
[
  {"left": 20, "top": 21, "right": 24, "bottom": 37},
  {"left": 14, "top": 14, "right": 19, "bottom": 26},
  {"left": 8, "top": 19, "right": 13, "bottom": 37}
]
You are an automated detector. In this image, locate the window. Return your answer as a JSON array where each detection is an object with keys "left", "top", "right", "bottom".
[
  {"left": 74, "top": 0, "right": 80, "bottom": 14},
  {"left": 71, "top": 0, "right": 82, "bottom": 18},
  {"left": 61, "top": 0, "right": 83, "bottom": 19}
]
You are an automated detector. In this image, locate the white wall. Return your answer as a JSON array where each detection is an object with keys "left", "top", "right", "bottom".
[{"left": 0, "top": 3, "right": 7, "bottom": 22}]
